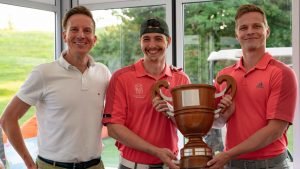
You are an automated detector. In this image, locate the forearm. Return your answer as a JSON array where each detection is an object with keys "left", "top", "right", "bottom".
[
  {"left": 212, "top": 104, "right": 234, "bottom": 129},
  {"left": 107, "top": 123, "right": 160, "bottom": 156},
  {"left": 2, "top": 121, "right": 35, "bottom": 168},
  {"left": 212, "top": 116, "right": 226, "bottom": 129},
  {"left": 0, "top": 96, "right": 35, "bottom": 168},
  {"left": 226, "top": 120, "right": 288, "bottom": 159},
  {"left": 214, "top": 95, "right": 235, "bottom": 126}
]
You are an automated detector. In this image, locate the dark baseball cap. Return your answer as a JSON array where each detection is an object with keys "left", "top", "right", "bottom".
[{"left": 140, "top": 18, "right": 170, "bottom": 37}]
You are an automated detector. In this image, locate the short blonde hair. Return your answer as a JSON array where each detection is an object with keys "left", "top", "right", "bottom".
[
  {"left": 62, "top": 5, "right": 95, "bottom": 32},
  {"left": 235, "top": 4, "right": 268, "bottom": 27}
]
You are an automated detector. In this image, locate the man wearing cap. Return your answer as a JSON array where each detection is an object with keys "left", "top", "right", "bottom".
[{"left": 102, "top": 18, "right": 190, "bottom": 169}]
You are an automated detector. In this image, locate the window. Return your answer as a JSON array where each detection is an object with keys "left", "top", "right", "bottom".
[
  {"left": 0, "top": 0, "right": 299, "bottom": 168},
  {"left": 90, "top": 6, "right": 166, "bottom": 167},
  {"left": 181, "top": 0, "right": 292, "bottom": 84},
  {"left": 91, "top": 6, "right": 166, "bottom": 72},
  {"left": 177, "top": 0, "right": 294, "bottom": 166},
  {"left": 0, "top": 3, "right": 55, "bottom": 168}
]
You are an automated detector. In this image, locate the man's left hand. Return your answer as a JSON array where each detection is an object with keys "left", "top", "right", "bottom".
[{"left": 206, "top": 151, "right": 232, "bottom": 169}]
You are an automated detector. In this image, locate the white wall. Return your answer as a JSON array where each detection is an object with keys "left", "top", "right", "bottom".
[{"left": 292, "top": 0, "right": 300, "bottom": 168}]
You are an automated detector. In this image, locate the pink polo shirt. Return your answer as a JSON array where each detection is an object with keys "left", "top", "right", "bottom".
[
  {"left": 103, "top": 59, "right": 190, "bottom": 164},
  {"left": 215, "top": 53, "right": 297, "bottom": 159}
]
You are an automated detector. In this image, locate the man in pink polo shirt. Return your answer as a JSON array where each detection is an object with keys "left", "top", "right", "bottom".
[
  {"left": 207, "top": 4, "right": 297, "bottom": 169},
  {"left": 103, "top": 18, "right": 190, "bottom": 169}
]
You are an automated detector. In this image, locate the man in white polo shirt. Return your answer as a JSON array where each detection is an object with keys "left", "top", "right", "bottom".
[{"left": 0, "top": 6, "right": 111, "bottom": 169}]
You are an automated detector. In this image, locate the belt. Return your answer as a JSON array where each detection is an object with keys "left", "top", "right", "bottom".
[
  {"left": 120, "top": 157, "right": 168, "bottom": 169},
  {"left": 38, "top": 155, "right": 100, "bottom": 169},
  {"left": 229, "top": 151, "right": 288, "bottom": 169}
]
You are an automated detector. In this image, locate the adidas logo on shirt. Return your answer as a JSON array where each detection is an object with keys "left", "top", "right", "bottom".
[{"left": 256, "top": 81, "right": 264, "bottom": 88}]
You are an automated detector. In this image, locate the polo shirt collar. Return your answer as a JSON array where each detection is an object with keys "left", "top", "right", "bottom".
[
  {"left": 234, "top": 52, "right": 273, "bottom": 70},
  {"left": 255, "top": 52, "right": 272, "bottom": 69},
  {"left": 58, "top": 50, "right": 95, "bottom": 70},
  {"left": 135, "top": 58, "right": 172, "bottom": 78}
]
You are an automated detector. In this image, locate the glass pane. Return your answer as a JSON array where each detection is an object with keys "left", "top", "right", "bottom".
[
  {"left": 91, "top": 6, "right": 166, "bottom": 72},
  {"left": 183, "top": 0, "right": 293, "bottom": 164},
  {"left": 183, "top": 0, "right": 292, "bottom": 84},
  {"left": 0, "top": 3, "right": 55, "bottom": 168},
  {"left": 91, "top": 6, "right": 165, "bottom": 168}
]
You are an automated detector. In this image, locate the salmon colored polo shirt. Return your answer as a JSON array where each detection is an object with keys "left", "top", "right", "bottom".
[
  {"left": 103, "top": 59, "right": 190, "bottom": 164},
  {"left": 215, "top": 53, "right": 297, "bottom": 159}
]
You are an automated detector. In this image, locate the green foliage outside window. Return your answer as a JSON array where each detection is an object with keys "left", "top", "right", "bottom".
[
  {"left": 183, "top": 0, "right": 291, "bottom": 83},
  {"left": 91, "top": 6, "right": 165, "bottom": 72},
  {"left": 90, "top": 0, "right": 291, "bottom": 81}
]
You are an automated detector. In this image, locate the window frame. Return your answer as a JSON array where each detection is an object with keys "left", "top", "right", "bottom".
[{"left": 0, "top": 0, "right": 299, "bottom": 167}]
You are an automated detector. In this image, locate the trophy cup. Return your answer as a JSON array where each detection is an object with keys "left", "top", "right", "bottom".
[{"left": 152, "top": 75, "right": 236, "bottom": 169}]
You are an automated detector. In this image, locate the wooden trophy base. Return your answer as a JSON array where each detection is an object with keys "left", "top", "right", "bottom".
[{"left": 180, "top": 139, "right": 212, "bottom": 169}]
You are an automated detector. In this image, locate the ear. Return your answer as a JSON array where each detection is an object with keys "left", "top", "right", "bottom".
[
  {"left": 235, "top": 31, "right": 239, "bottom": 41},
  {"left": 167, "top": 36, "right": 172, "bottom": 47},
  {"left": 266, "top": 26, "right": 270, "bottom": 38},
  {"left": 93, "top": 35, "right": 98, "bottom": 45},
  {"left": 234, "top": 27, "right": 238, "bottom": 40},
  {"left": 62, "top": 31, "right": 67, "bottom": 43}
]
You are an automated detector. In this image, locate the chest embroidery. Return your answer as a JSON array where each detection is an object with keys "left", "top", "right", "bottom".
[
  {"left": 256, "top": 81, "right": 264, "bottom": 89},
  {"left": 133, "top": 83, "right": 145, "bottom": 98}
]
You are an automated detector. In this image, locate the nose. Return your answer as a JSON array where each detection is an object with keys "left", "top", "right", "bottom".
[
  {"left": 77, "top": 30, "right": 85, "bottom": 38},
  {"left": 148, "top": 39, "right": 156, "bottom": 48},
  {"left": 246, "top": 27, "right": 257, "bottom": 35}
]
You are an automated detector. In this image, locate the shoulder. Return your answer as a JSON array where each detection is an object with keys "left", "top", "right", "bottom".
[
  {"left": 111, "top": 64, "right": 135, "bottom": 79},
  {"left": 269, "top": 59, "right": 295, "bottom": 76},
  {"left": 107, "top": 65, "right": 136, "bottom": 90},
  {"left": 32, "top": 61, "right": 57, "bottom": 74},
  {"left": 94, "top": 62, "right": 108, "bottom": 69},
  {"left": 218, "top": 64, "right": 237, "bottom": 75},
  {"left": 269, "top": 59, "right": 292, "bottom": 69},
  {"left": 268, "top": 60, "right": 297, "bottom": 84},
  {"left": 94, "top": 62, "right": 111, "bottom": 73},
  {"left": 169, "top": 65, "right": 190, "bottom": 82}
]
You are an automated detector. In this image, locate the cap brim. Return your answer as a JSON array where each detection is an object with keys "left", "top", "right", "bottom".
[{"left": 140, "top": 28, "right": 169, "bottom": 37}]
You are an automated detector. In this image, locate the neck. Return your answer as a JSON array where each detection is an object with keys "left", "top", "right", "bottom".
[
  {"left": 242, "top": 48, "right": 265, "bottom": 71},
  {"left": 143, "top": 58, "right": 166, "bottom": 78},
  {"left": 64, "top": 50, "right": 89, "bottom": 73}
]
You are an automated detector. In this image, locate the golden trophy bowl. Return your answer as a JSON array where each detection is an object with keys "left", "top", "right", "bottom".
[{"left": 152, "top": 75, "right": 236, "bottom": 169}]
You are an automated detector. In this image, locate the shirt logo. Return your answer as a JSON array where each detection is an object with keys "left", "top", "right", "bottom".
[
  {"left": 135, "top": 83, "right": 143, "bottom": 95},
  {"left": 134, "top": 83, "right": 145, "bottom": 98},
  {"left": 256, "top": 81, "right": 264, "bottom": 88}
]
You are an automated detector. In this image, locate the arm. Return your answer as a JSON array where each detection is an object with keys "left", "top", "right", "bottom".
[
  {"left": 207, "top": 119, "right": 289, "bottom": 169},
  {"left": 107, "top": 123, "right": 179, "bottom": 169},
  {"left": 0, "top": 96, "right": 36, "bottom": 169},
  {"left": 212, "top": 95, "right": 234, "bottom": 128}
]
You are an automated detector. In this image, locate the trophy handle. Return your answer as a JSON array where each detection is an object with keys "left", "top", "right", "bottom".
[
  {"left": 151, "top": 80, "right": 174, "bottom": 117},
  {"left": 214, "top": 75, "right": 237, "bottom": 114}
]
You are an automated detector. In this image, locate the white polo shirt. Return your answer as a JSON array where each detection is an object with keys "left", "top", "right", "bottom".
[{"left": 17, "top": 51, "right": 111, "bottom": 162}]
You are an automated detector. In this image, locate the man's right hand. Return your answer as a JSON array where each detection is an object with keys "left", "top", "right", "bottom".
[
  {"left": 152, "top": 96, "right": 174, "bottom": 117},
  {"left": 154, "top": 148, "right": 179, "bottom": 169},
  {"left": 25, "top": 158, "right": 37, "bottom": 169},
  {"left": 28, "top": 165, "right": 38, "bottom": 169},
  {"left": 217, "top": 95, "right": 235, "bottom": 120}
]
